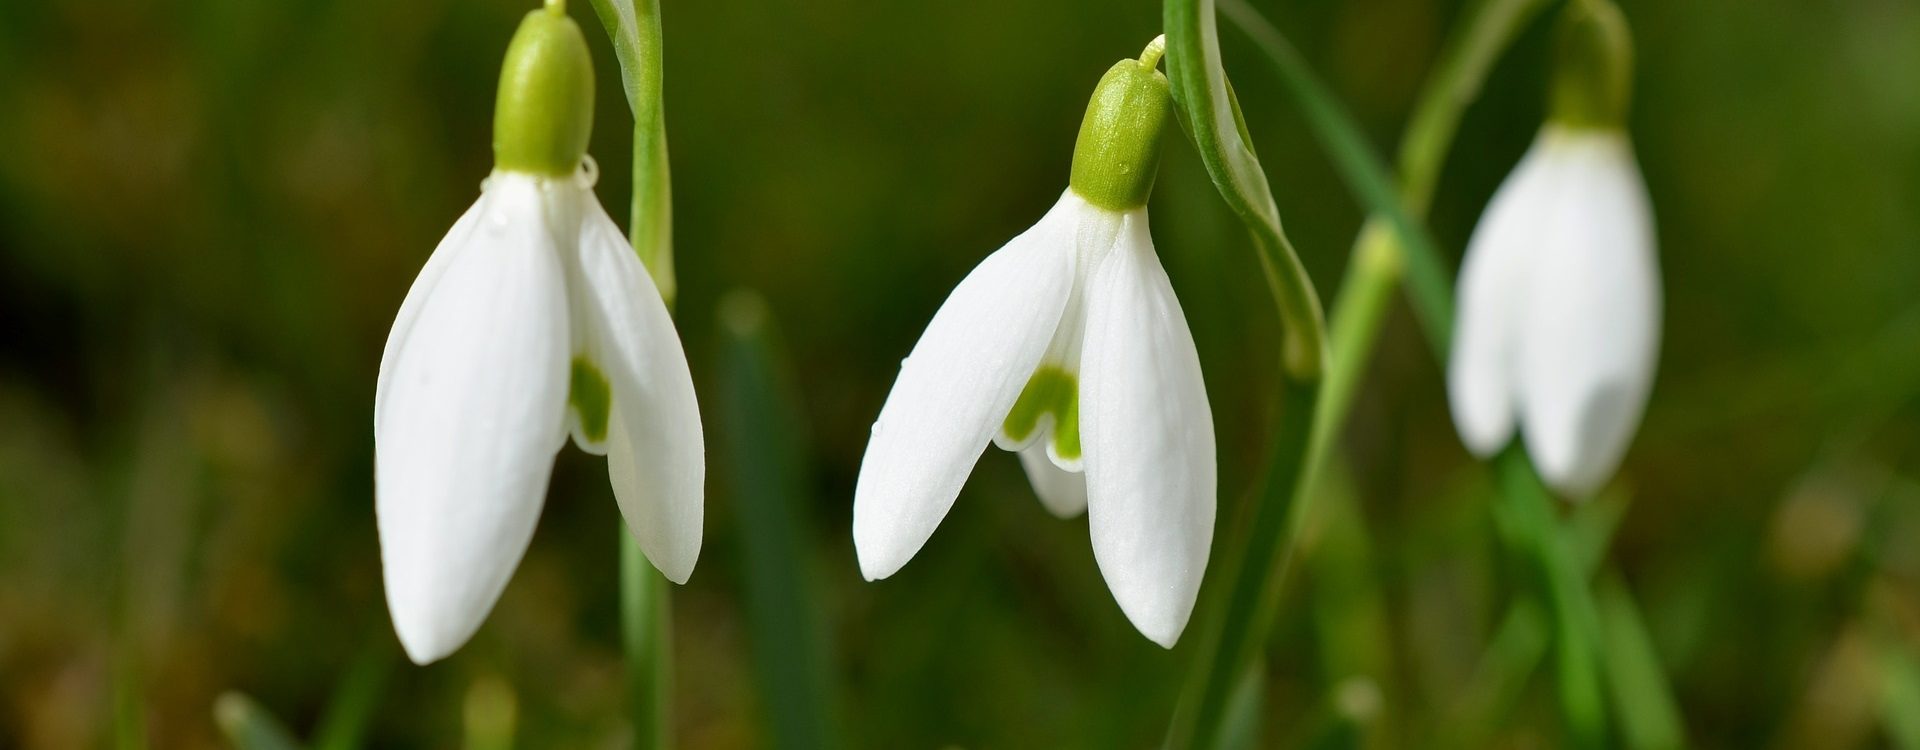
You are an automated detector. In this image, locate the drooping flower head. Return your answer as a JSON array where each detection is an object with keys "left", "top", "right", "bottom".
[
  {"left": 1448, "top": 0, "right": 1659, "bottom": 497},
  {"left": 853, "top": 38, "right": 1216, "bottom": 648},
  {"left": 375, "top": 1, "right": 703, "bottom": 665}
]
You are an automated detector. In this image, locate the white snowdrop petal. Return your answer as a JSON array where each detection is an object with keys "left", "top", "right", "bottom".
[
  {"left": 1079, "top": 211, "right": 1215, "bottom": 649},
  {"left": 573, "top": 197, "right": 706, "bottom": 584},
  {"left": 1518, "top": 131, "right": 1661, "bottom": 497},
  {"left": 1447, "top": 136, "right": 1560, "bottom": 458},
  {"left": 851, "top": 194, "right": 1081, "bottom": 581},
  {"left": 375, "top": 191, "right": 491, "bottom": 430},
  {"left": 1018, "top": 442, "right": 1088, "bottom": 518},
  {"left": 374, "top": 175, "right": 571, "bottom": 665}
]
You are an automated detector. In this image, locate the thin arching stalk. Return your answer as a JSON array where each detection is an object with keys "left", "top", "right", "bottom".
[{"left": 583, "top": 0, "right": 677, "bottom": 744}]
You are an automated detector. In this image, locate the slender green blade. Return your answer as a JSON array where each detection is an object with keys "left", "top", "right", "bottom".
[
  {"left": 214, "top": 692, "right": 304, "bottom": 750},
  {"left": 1443, "top": 602, "right": 1551, "bottom": 749},
  {"left": 1884, "top": 641, "right": 1920, "bottom": 750},
  {"left": 1217, "top": 659, "right": 1268, "bottom": 750},
  {"left": 1597, "top": 572, "right": 1687, "bottom": 750},
  {"left": 716, "top": 290, "right": 844, "bottom": 750},
  {"left": 310, "top": 644, "right": 392, "bottom": 750},
  {"left": 1496, "top": 452, "right": 1609, "bottom": 749}
]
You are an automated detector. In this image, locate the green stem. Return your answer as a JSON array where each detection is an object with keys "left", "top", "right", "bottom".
[
  {"left": 586, "top": 0, "right": 674, "bottom": 302},
  {"left": 1216, "top": 0, "right": 1620, "bottom": 745},
  {"left": 585, "top": 0, "right": 677, "bottom": 742},
  {"left": 1496, "top": 451, "right": 1609, "bottom": 748},
  {"left": 1316, "top": 0, "right": 1552, "bottom": 397},
  {"left": 622, "top": 531, "right": 673, "bottom": 749},
  {"left": 310, "top": 642, "right": 393, "bottom": 750},
  {"left": 1215, "top": 0, "right": 1455, "bottom": 351},
  {"left": 1162, "top": 0, "right": 1328, "bottom": 747}
]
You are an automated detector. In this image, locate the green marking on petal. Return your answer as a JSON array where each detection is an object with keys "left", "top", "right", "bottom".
[
  {"left": 570, "top": 356, "right": 612, "bottom": 443},
  {"left": 1003, "top": 366, "right": 1081, "bottom": 461}
]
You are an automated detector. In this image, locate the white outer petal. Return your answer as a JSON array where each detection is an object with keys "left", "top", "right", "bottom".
[
  {"left": 1447, "top": 135, "right": 1560, "bottom": 458},
  {"left": 851, "top": 194, "right": 1081, "bottom": 580},
  {"left": 1078, "top": 209, "right": 1215, "bottom": 648},
  {"left": 374, "top": 175, "right": 571, "bottom": 664},
  {"left": 375, "top": 189, "right": 490, "bottom": 430},
  {"left": 1018, "top": 442, "right": 1087, "bottom": 518},
  {"left": 1517, "top": 130, "right": 1661, "bottom": 497},
  {"left": 571, "top": 197, "right": 706, "bottom": 583}
]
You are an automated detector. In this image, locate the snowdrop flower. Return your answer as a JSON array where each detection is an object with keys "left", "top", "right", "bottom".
[
  {"left": 1448, "top": 0, "right": 1658, "bottom": 497},
  {"left": 853, "top": 38, "right": 1215, "bottom": 648},
  {"left": 374, "top": 3, "right": 702, "bottom": 665}
]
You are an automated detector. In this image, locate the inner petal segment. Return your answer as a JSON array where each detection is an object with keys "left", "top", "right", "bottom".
[{"left": 999, "top": 365, "right": 1082, "bottom": 468}]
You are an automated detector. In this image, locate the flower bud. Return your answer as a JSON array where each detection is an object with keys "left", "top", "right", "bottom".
[
  {"left": 493, "top": 6, "right": 596, "bottom": 176},
  {"left": 1069, "top": 40, "right": 1174, "bottom": 212},
  {"left": 1550, "top": 0, "right": 1635, "bottom": 129}
]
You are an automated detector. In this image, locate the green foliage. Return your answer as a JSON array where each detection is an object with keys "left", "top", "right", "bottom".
[{"left": 0, "top": 0, "right": 1915, "bottom": 746}]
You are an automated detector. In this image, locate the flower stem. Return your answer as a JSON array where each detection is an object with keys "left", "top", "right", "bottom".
[
  {"left": 1216, "top": 0, "right": 1622, "bottom": 745},
  {"left": 1140, "top": 35, "right": 1168, "bottom": 70},
  {"left": 1161, "top": 0, "right": 1327, "bottom": 747},
  {"left": 586, "top": 0, "right": 675, "bottom": 303},
  {"left": 585, "top": 0, "right": 677, "bottom": 742},
  {"left": 1303, "top": 0, "right": 1549, "bottom": 474},
  {"left": 620, "top": 531, "right": 673, "bottom": 748}
]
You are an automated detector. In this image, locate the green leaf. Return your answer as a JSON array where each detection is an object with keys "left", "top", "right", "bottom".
[
  {"left": 1495, "top": 451, "right": 1609, "bottom": 749},
  {"left": 1443, "top": 602, "right": 1552, "bottom": 749},
  {"left": 1598, "top": 572, "right": 1688, "bottom": 750},
  {"left": 214, "top": 692, "right": 305, "bottom": 750},
  {"left": 310, "top": 643, "right": 392, "bottom": 750},
  {"left": 715, "top": 290, "right": 844, "bottom": 750},
  {"left": 1883, "top": 640, "right": 1920, "bottom": 750},
  {"left": 1217, "top": 656, "right": 1268, "bottom": 750}
]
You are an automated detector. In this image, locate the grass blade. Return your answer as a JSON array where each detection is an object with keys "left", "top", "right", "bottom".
[
  {"left": 715, "top": 291, "right": 844, "bottom": 750},
  {"left": 214, "top": 692, "right": 304, "bottom": 750},
  {"left": 1598, "top": 572, "right": 1687, "bottom": 750}
]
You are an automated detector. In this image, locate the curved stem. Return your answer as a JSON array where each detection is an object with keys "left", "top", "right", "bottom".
[
  {"left": 1140, "top": 34, "right": 1168, "bottom": 70},
  {"left": 1216, "top": 0, "right": 1619, "bottom": 745},
  {"left": 585, "top": 1, "right": 677, "bottom": 745},
  {"left": 1161, "top": 1, "right": 1328, "bottom": 747},
  {"left": 587, "top": 0, "right": 675, "bottom": 303},
  {"left": 1313, "top": 0, "right": 1551, "bottom": 450}
]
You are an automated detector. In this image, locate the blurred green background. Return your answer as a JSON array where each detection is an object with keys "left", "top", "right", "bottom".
[{"left": 2, "top": 0, "right": 1918, "bottom": 746}]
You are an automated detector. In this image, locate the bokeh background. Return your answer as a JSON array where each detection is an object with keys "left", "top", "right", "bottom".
[{"left": 2, "top": 0, "right": 1918, "bottom": 746}]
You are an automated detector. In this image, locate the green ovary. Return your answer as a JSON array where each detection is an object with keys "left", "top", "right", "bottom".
[
  {"left": 569, "top": 356, "right": 612, "bottom": 443},
  {"left": 1002, "top": 366, "right": 1081, "bottom": 461}
]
